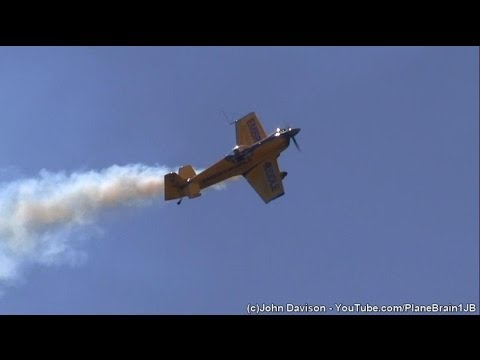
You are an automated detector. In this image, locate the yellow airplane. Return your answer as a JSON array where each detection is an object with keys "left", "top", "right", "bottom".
[{"left": 165, "top": 112, "right": 300, "bottom": 204}]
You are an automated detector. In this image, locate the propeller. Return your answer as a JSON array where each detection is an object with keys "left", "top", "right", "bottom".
[
  {"left": 291, "top": 135, "right": 301, "bottom": 151},
  {"left": 288, "top": 125, "right": 301, "bottom": 151},
  {"left": 281, "top": 121, "right": 301, "bottom": 151}
]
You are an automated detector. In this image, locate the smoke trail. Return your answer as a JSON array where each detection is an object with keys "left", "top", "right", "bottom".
[
  {"left": 0, "top": 163, "right": 241, "bottom": 291},
  {"left": 0, "top": 164, "right": 176, "bottom": 288}
]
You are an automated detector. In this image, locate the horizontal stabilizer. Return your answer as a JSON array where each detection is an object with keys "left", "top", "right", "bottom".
[{"left": 164, "top": 172, "right": 187, "bottom": 200}]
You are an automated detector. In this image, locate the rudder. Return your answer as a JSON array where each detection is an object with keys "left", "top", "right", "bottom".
[
  {"left": 178, "top": 165, "right": 196, "bottom": 180},
  {"left": 164, "top": 166, "right": 201, "bottom": 202}
]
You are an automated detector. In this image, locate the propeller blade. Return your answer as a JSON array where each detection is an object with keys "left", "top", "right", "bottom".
[{"left": 292, "top": 136, "right": 301, "bottom": 151}]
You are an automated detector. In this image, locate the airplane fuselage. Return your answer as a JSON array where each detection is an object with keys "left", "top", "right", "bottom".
[{"left": 192, "top": 129, "right": 297, "bottom": 190}]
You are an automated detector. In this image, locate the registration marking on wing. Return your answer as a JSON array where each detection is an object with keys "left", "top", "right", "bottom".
[
  {"left": 263, "top": 161, "right": 281, "bottom": 192},
  {"left": 247, "top": 118, "right": 262, "bottom": 142}
]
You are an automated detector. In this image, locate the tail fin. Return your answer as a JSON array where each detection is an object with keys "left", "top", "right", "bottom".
[
  {"left": 164, "top": 165, "right": 201, "bottom": 201},
  {"left": 178, "top": 165, "right": 196, "bottom": 180}
]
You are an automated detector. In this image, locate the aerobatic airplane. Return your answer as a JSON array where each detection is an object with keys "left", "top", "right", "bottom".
[{"left": 165, "top": 112, "right": 300, "bottom": 204}]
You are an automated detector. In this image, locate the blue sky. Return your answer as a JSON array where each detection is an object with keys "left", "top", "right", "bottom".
[{"left": 0, "top": 46, "right": 478, "bottom": 314}]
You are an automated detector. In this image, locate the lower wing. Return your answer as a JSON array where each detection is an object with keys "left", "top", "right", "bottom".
[{"left": 243, "top": 157, "right": 285, "bottom": 204}]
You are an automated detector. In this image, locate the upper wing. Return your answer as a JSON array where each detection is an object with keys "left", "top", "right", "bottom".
[
  {"left": 243, "top": 157, "right": 284, "bottom": 203},
  {"left": 235, "top": 112, "right": 267, "bottom": 146}
]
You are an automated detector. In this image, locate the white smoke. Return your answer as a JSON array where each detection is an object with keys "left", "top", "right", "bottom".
[
  {"left": 0, "top": 164, "right": 173, "bottom": 288},
  {"left": 0, "top": 163, "right": 241, "bottom": 292}
]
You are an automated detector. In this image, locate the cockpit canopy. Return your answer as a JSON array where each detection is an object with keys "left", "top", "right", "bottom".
[
  {"left": 275, "top": 127, "right": 291, "bottom": 136},
  {"left": 227, "top": 144, "right": 249, "bottom": 156}
]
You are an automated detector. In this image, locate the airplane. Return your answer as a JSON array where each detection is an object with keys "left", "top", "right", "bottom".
[{"left": 164, "top": 112, "right": 300, "bottom": 205}]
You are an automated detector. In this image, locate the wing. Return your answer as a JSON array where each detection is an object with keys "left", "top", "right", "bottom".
[
  {"left": 235, "top": 112, "right": 267, "bottom": 146},
  {"left": 243, "top": 157, "right": 285, "bottom": 203}
]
